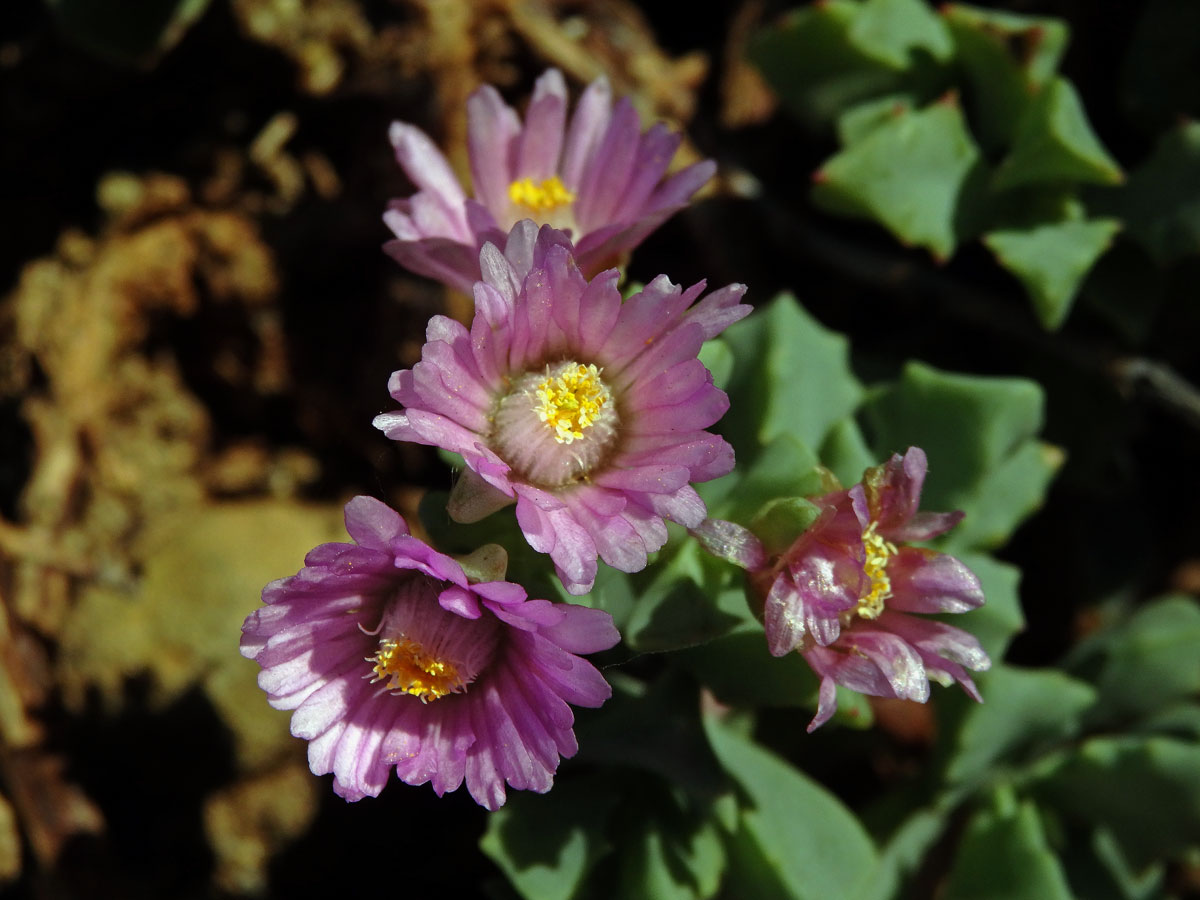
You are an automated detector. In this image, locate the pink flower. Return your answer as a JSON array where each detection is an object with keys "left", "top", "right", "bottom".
[
  {"left": 704, "top": 447, "right": 990, "bottom": 731},
  {"left": 384, "top": 68, "right": 717, "bottom": 293},
  {"left": 239, "top": 495, "right": 619, "bottom": 809},
  {"left": 373, "top": 222, "right": 751, "bottom": 594}
]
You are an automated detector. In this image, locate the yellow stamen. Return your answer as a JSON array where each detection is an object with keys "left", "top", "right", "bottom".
[
  {"left": 856, "top": 522, "right": 899, "bottom": 620},
  {"left": 370, "top": 637, "right": 465, "bottom": 702},
  {"left": 534, "top": 363, "right": 611, "bottom": 444},
  {"left": 508, "top": 175, "right": 575, "bottom": 214}
]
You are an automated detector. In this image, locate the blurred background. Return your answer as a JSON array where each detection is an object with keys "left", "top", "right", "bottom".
[{"left": 2, "top": 0, "right": 1200, "bottom": 897}]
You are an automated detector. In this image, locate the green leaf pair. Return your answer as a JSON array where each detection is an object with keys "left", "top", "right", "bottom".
[{"left": 753, "top": 1, "right": 1126, "bottom": 329}]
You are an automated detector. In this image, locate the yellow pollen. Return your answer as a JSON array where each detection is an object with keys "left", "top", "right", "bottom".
[
  {"left": 535, "top": 364, "right": 611, "bottom": 444},
  {"left": 508, "top": 175, "right": 575, "bottom": 214},
  {"left": 369, "top": 637, "right": 465, "bottom": 703},
  {"left": 856, "top": 522, "right": 899, "bottom": 620}
]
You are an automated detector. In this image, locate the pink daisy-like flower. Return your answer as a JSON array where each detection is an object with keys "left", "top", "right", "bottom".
[
  {"left": 373, "top": 222, "right": 751, "bottom": 595},
  {"left": 384, "top": 68, "right": 717, "bottom": 293},
  {"left": 239, "top": 495, "right": 619, "bottom": 809},
  {"left": 701, "top": 447, "right": 990, "bottom": 731}
]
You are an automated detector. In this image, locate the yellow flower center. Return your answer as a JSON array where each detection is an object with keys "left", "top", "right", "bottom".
[
  {"left": 508, "top": 175, "right": 575, "bottom": 214},
  {"left": 856, "top": 521, "right": 898, "bottom": 620},
  {"left": 534, "top": 363, "right": 612, "bottom": 444},
  {"left": 370, "top": 636, "right": 465, "bottom": 703}
]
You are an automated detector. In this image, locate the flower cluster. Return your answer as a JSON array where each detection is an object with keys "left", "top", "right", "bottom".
[{"left": 241, "top": 69, "right": 992, "bottom": 809}]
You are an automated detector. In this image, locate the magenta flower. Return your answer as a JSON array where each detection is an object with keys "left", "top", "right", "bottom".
[
  {"left": 739, "top": 447, "right": 990, "bottom": 731},
  {"left": 384, "top": 68, "right": 717, "bottom": 293},
  {"left": 239, "top": 495, "right": 619, "bottom": 809},
  {"left": 373, "top": 222, "right": 750, "bottom": 594}
]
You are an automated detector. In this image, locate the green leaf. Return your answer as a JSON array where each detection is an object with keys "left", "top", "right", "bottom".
[
  {"left": 47, "top": 0, "right": 213, "bottom": 65},
  {"left": 942, "top": 3, "right": 1069, "bottom": 149},
  {"left": 677, "top": 629, "right": 821, "bottom": 711},
  {"left": 617, "top": 813, "right": 726, "bottom": 900},
  {"left": 1087, "top": 595, "right": 1200, "bottom": 722},
  {"left": 698, "top": 338, "right": 734, "bottom": 391},
  {"left": 848, "top": 0, "right": 954, "bottom": 69},
  {"left": 750, "top": 1, "right": 904, "bottom": 132},
  {"left": 985, "top": 218, "right": 1121, "bottom": 329},
  {"left": 623, "top": 540, "right": 744, "bottom": 652},
  {"left": 575, "top": 673, "right": 728, "bottom": 797},
  {"left": 1071, "top": 828, "right": 1168, "bottom": 900},
  {"left": 480, "top": 774, "right": 620, "bottom": 900},
  {"left": 820, "top": 417, "right": 877, "bottom": 489},
  {"left": 836, "top": 95, "right": 915, "bottom": 145},
  {"left": 719, "top": 295, "right": 863, "bottom": 462},
  {"left": 1109, "top": 120, "right": 1200, "bottom": 263},
  {"left": 942, "top": 796, "right": 1074, "bottom": 900},
  {"left": 946, "top": 665, "right": 1097, "bottom": 785},
  {"left": 1139, "top": 703, "right": 1200, "bottom": 740},
  {"left": 1034, "top": 735, "right": 1200, "bottom": 868},
  {"left": 705, "top": 715, "right": 878, "bottom": 900},
  {"left": 705, "top": 433, "right": 829, "bottom": 525},
  {"left": 942, "top": 440, "right": 1064, "bottom": 553},
  {"left": 859, "top": 805, "right": 956, "bottom": 900},
  {"left": 749, "top": 497, "right": 824, "bottom": 557},
  {"left": 813, "top": 97, "right": 985, "bottom": 259},
  {"left": 864, "top": 361, "right": 1058, "bottom": 551},
  {"left": 993, "top": 78, "right": 1124, "bottom": 190}
]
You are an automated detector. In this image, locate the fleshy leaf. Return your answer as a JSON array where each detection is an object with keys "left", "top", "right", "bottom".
[
  {"left": 678, "top": 629, "right": 818, "bottom": 710},
  {"left": 719, "top": 295, "right": 863, "bottom": 462},
  {"left": 480, "top": 774, "right": 619, "bottom": 900},
  {"left": 984, "top": 218, "right": 1121, "bottom": 329},
  {"left": 575, "top": 673, "right": 727, "bottom": 797},
  {"left": 1108, "top": 120, "right": 1200, "bottom": 263},
  {"left": 860, "top": 806, "right": 956, "bottom": 900},
  {"left": 942, "top": 3, "right": 1068, "bottom": 149},
  {"left": 1033, "top": 735, "right": 1200, "bottom": 869},
  {"left": 717, "top": 434, "right": 829, "bottom": 524},
  {"left": 623, "top": 541, "right": 744, "bottom": 653},
  {"left": 992, "top": 78, "right": 1124, "bottom": 190},
  {"left": 942, "top": 796, "right": 1074, "bottom": 900},
  {"left": 1072, "top": 595, "right": 1200, "bottom": 722},
  {"left": 945, "top": 665, "right": 1097, "bottom": 786},
  {"left": 941, "top": 440, "right": 1063, "bottom": 552},
  {"left": 749, "top": 497, "right": 824, "bottom": 557},
  {"left": 750, "top": 1, "right": 904, "bottom": 132},
  {"left": 836, "top": 94, "right": 915, "bottom": 145},
  {"left": 864, "top": 361, "right": 1058, "bottom": 551},
  {"left": 698, "top": 338, "right": 734, "bottom": 392},
  {"left": 813, "top": 97, "right": 985, "bottom": 260},
  {"left": 848, "top": 0, "right": 955, "bottom": 69},
  {"left": 705, "top": 714, "right": 878, "bottom": 900},
  {"left": 820, "top": 417, "right": 877, "bottom": 490},
  {"left": 616, "top": 813, "right": 726, "bottom": 900},
  {"left": 1073, "top": 828, "right": 1168, "bottom": 900}
]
